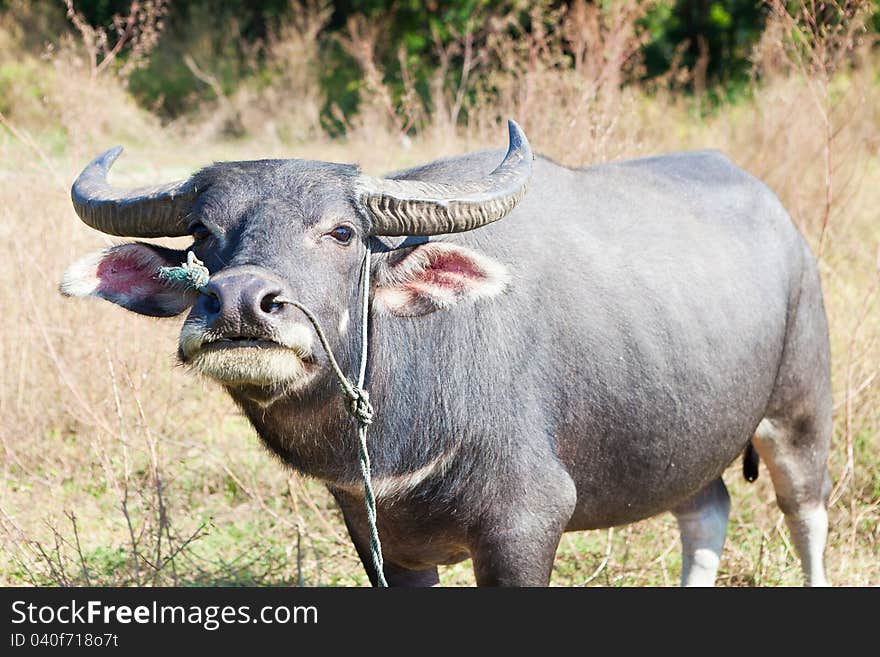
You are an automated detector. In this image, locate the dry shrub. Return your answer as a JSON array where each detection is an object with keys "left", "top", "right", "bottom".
[
  {"left": 41, "top": 56, "right": 161, "bottom": 159},
  {"left": 61, "top": 0, "right": 169, "bottom": 81},
  {"left": 0, "top": 142, "right": 199, "bottom": 583},
  {"left": 334, "top": 11, "right": 421, "bottom": 160},
  {"left": 0, "top": 1, "right": 163, "bottom": 160},
  {"left": 244, "top": 0, "right": 331, "bottom": 143},
  {"left": 471, "top": 0, "right": 653, "bottom": 164},
  {"left": 339, "top": 0, "right": 657, "bottom": 168},
  {"left": 181, "top": 0, "right": 332, "bottom": 145}
]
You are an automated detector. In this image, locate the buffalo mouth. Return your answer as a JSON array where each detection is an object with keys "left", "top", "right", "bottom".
[
  {"left": 179, "top": 325, "right": 316, "bottom": 389},
  {"left": 198, "top": 336, "right": 310, "bottom": 353}
]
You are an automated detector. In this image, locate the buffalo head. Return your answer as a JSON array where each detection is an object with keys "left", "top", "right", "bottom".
[{"left": 61, "top": 121, "right": 532, "bottom": 404}]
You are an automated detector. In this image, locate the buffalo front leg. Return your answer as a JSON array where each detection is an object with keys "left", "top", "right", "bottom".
[
  {"left": 672, "top": 477, "right": 731, "bottom": 587},
  {"left": 329, "top": 487, "right": 440, "bottom": 587},
  {"left": 344, "top": 513, "right": 440, "bottom": 586},
  {"left": 470, "top": 469, "right": 577, "bottom": 586}
]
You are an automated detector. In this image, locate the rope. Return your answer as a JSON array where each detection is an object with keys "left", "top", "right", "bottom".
[
  {"left": 158, "top": 251, "right": 211, "bottom": 292},
  {"left": 158, "top": 243, "right": 388, "bottom": 587}
]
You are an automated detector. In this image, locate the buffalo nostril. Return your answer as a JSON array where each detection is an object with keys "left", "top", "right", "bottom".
[
  {"left": 260, "top": 292, "right": 285, "bottom": 314},
  {"left": 203, "top": 289, "right": 221, "bottom": 315}
]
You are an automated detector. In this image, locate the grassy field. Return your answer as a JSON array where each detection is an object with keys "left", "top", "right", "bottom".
[{"left": 0, "top": 2, "right": 878, "bottom": 586}]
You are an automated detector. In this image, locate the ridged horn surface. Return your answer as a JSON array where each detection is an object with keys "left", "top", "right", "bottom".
[
  {"left": 71, "top": 147, "right": 198, "bottom": 237},
  {"left": 359, "top": 119, "right": 533, "bottom": 236}
]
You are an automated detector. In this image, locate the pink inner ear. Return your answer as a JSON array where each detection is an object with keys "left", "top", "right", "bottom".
[
  {"left": 96, "top": 250, "right": 159, "bottom": 296},
  {"left": 376, "top": 243, "right": 508, "bottom": 316},
  {"left": 412, "top": 248, "right": 486, "bottom": 292}
]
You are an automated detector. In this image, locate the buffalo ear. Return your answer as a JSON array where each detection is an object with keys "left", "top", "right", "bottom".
[
  {"left": 373, "top": 242, "right": 510, "bottom": 317},
  {"left": 60, "top": 243, "right": 197, "bottom": 317}
]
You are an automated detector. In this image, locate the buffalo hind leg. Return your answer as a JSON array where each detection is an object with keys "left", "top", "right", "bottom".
[
  {"left": 753, "top": 250, "right": 833, "bottom": 586},
  {"left": 753, "top": 418, "right": 831, "bottom": 587},
  {"left": 672, "top": 478, "right": 730, "bottom": 587}
]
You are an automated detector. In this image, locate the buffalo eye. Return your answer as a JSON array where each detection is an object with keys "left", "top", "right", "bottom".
[
  {"left": 190, "top": 222, "right": 211, "bottom": 241},
  {"left": 327, "top": 225, "right": 353, "bottom": 244}
]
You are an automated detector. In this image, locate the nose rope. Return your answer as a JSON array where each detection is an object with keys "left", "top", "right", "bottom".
[
  {"left": 158, "top": 242, "right": 388, "bottom": 587},
  {"left": 158, "top": 250, "right": 212, "bottom": 293}
]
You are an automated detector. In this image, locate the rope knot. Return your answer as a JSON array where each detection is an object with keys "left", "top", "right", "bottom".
[
  {"left": 158, "top": 251, "right": 211, "bottom": 293},
  {"left": 345, "top": 386, "right": 374, "bottom": 426}
]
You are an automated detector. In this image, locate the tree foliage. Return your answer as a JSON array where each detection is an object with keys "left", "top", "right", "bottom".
[{"left": 4, "top": 0, "right": 876, "bottom": 123}]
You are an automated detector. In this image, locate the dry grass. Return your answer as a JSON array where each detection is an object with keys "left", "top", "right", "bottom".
[{"left": 0, "top": 1, "right": 877, "bottom": 586}]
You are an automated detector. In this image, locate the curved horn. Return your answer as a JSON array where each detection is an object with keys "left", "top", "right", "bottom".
[
  {"left": 359, "top": 119, "right": 533, "bottom": 236},
  {"left": 71, "top": 147, "right": 198, "bottom": 237}
]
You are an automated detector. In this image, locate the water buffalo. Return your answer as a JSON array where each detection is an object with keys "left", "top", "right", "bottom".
[{"left": 61, "top": 121, "right": 832, "bottom": 586}]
